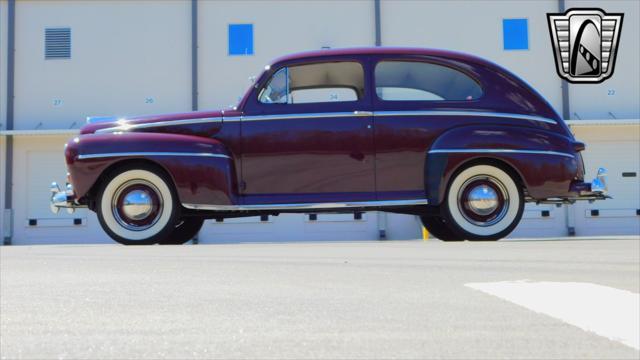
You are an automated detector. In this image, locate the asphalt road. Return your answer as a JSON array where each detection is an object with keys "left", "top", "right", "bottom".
[{"left": 1, "top": 238, "right": 639, "bottom": 360}]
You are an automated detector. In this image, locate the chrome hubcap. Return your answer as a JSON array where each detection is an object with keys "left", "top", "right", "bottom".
[
  {"left": 121, "top": 190, "right": 154, "bottom": 220},
  {"left": 466, "top": 185, "right": 499, "bottom": 216},
  {"left": 457, "top": 176, "right": 509, "bottom": 227},
  {"left": 112, "top": 180, "right": 163, "bottom": 231}
]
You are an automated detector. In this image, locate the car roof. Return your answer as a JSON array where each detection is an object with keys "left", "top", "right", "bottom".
[{"left": 270, "top": 47, "right": 489, "bottom": 66}]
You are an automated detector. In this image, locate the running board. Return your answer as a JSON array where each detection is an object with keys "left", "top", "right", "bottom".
[{"left": 183, "top": 199, "right": 429, "bottom": 211}]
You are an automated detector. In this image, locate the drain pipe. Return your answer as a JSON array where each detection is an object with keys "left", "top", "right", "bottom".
[
  {"left": 191, "top": 0, "right": 198, "bottom": 112},
  {"left": 377, "top": 211, "right": 387, "bottom": 240},
  {"left": 191, "top": 0, "right": 200, "bottom": 244},
  {"left": 374, "top": 0, "right": 381, "bottom": 47},
  {"left": 373, "top": 0, "right": 388, "bottom": 240},
  {"left": 3, "top": 0, "right": 16, "bottom": 245},
  {"left": 558, "top": 0, "right": 570, "bottom": 121},
  {"left": 558, "top": 0, "right": 576, "bottom": 236}
]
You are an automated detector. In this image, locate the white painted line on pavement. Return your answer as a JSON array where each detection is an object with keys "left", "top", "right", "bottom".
[{"left": 465, "top": 280, "right": 640, "bottom": 350}]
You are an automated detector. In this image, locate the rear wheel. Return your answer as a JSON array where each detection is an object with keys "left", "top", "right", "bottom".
[
  {"left": 419, "top": 216, "right": 461, "bottom": 241},
  {"left": 96, "top": 164, "right": 180, "bottom": 245},
  {"left": 159, "top": 218, "right": 205, "bottom": 245},
  {"left": 441, "top": 164, "right": 524, "bottom": 241}
]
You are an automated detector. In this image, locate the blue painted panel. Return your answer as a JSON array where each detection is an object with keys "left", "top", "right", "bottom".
[
  {"left": 503, "top": 19, "right": 528, "bottom": 50},
  {"left": 228, "top": 24, "right": 254, "bottom": 56}
]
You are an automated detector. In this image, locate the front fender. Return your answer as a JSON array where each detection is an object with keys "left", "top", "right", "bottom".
[
  {"left": 425, "top": 125, "right": 580, "bottom": 204},
  {"left": 65, "top": 132, "right": 238, "bottom": 206}
]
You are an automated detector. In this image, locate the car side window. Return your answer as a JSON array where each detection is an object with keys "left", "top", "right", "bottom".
[
  {"left": 259, "top": 67, "right": 289, "bottom": 104},
  {"left": 258, "top": 61, "right": 364, "bottom": 104},
  {"left": 375, "top": 61, "right": 482, "bottom": 101}
]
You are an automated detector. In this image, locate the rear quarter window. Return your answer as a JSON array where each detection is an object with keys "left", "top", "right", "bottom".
[{"left": 375, "top": 61, "right": 483, "bottom": 101}]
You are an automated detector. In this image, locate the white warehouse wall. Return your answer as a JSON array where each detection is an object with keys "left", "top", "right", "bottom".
[
  {"left": 13, "top": 0, "right": 191, "bottom": 131},
  {"left": 198, "top": 0, "right": 375, "bottom": 110}
]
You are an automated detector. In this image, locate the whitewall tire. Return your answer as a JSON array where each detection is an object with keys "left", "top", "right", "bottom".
[
  {"left": 96, "top": 164, "right": 179, "bottom": 245},
  {"left": 442, "top": 164, "right": 524, "bottom": 241}
]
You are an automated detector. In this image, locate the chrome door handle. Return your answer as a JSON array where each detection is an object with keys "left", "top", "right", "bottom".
[{"left": 353, "top": 110, "right": 373, "bottom": 116}]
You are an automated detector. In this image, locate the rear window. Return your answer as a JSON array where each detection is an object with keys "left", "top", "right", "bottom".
[{"left": 375, "top": 61, "right": 483, "bottom": 101}]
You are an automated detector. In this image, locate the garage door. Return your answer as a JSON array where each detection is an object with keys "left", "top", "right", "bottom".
[{"left": 570, "top": 123, "right": 640, "bottom": 236}]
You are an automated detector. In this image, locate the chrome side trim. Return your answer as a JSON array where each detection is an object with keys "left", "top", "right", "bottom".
[
  {"left": 226, "top": 110, "right": 555, "bottom": 124},
  {"left": 86, "top": 116, "right": 118, "bottom": 124},
  {"left": 77, "top": 152, "right": 231, "bottom": 160},
  {"left": 96, "top": 117, "right": 222, "bottom": 133},
  {"left": 94, "top": 110, "right": 556, "bottom": 130},
  {"left": 238, "top": 111, "right": 370, "bottom": 122},
  {"left": 183, "top": 199, "right": 429, "bottom": 211},
  {"left": 428, "top": 149, "right": 575, "bottom": 158},
  {"left": 222, "top": 116, "right": 242, "bottom": 122},
  {"left": 354, "top": 110, "right": 374, "bottom": 116},
  {"left": 373, "top": 111, "right": 557, "bottom": 125}
]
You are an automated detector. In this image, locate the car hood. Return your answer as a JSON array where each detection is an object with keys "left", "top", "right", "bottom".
[{"left": 79, "top": 110, "right": 225, "bottom": 134}]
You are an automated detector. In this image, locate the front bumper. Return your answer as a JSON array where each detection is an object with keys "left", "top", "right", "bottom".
[{"left": 50, "top": 182, "right": 86, "bottom": 214}]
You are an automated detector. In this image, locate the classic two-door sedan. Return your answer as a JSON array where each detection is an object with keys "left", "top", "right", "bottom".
[{"left": 50, "top": 47, "right": 607, "bottom": 245}]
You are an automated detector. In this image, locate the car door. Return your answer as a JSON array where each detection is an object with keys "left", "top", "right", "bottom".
[
  {"left": 371, "top": 57, "right": 485, "bottom": 201},
  {"left": 240, "top": 59, "right": 375, "bottom": 205}
]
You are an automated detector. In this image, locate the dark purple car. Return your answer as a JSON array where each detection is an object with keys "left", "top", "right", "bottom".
[{"left": 50, "top": 47, "right": 608, "bottom": 245}]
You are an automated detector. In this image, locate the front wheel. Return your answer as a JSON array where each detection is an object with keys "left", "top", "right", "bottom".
[
  {"left": 96, "top": 164, "right": 180, "bottom": 245},
  {"left": 441, "top": 164, "right": 524, "bottom": 241}
]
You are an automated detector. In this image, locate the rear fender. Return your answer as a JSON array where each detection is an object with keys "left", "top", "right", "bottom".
[
  {"left": 65, "top": 132, "right": 238, "bottom": 206},
  {"left": 425, "top": 125, "right": 580, "bottom": 204}
]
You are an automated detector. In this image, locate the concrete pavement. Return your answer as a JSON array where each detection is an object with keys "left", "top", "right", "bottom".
[{"left": 1, "top": 238, "right": 639, "bottom": 359}]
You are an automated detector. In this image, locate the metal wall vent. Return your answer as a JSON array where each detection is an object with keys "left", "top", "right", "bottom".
[{"left": 45, "top": 28, "right": 71, "bottom": 59}]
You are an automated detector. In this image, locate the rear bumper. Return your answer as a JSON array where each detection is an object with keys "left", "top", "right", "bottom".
[
  {"left": 569, "top": 167, "right": 609, "bottom": 200},
  {"left": 50, "top": 182, "right": 86, "bottom": 214},
  {"left": 534, "top": 167, "right": 610, "bottom": 204},
  {"left": 571, "top": 168, "right": 611, "bottom": 200}
]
